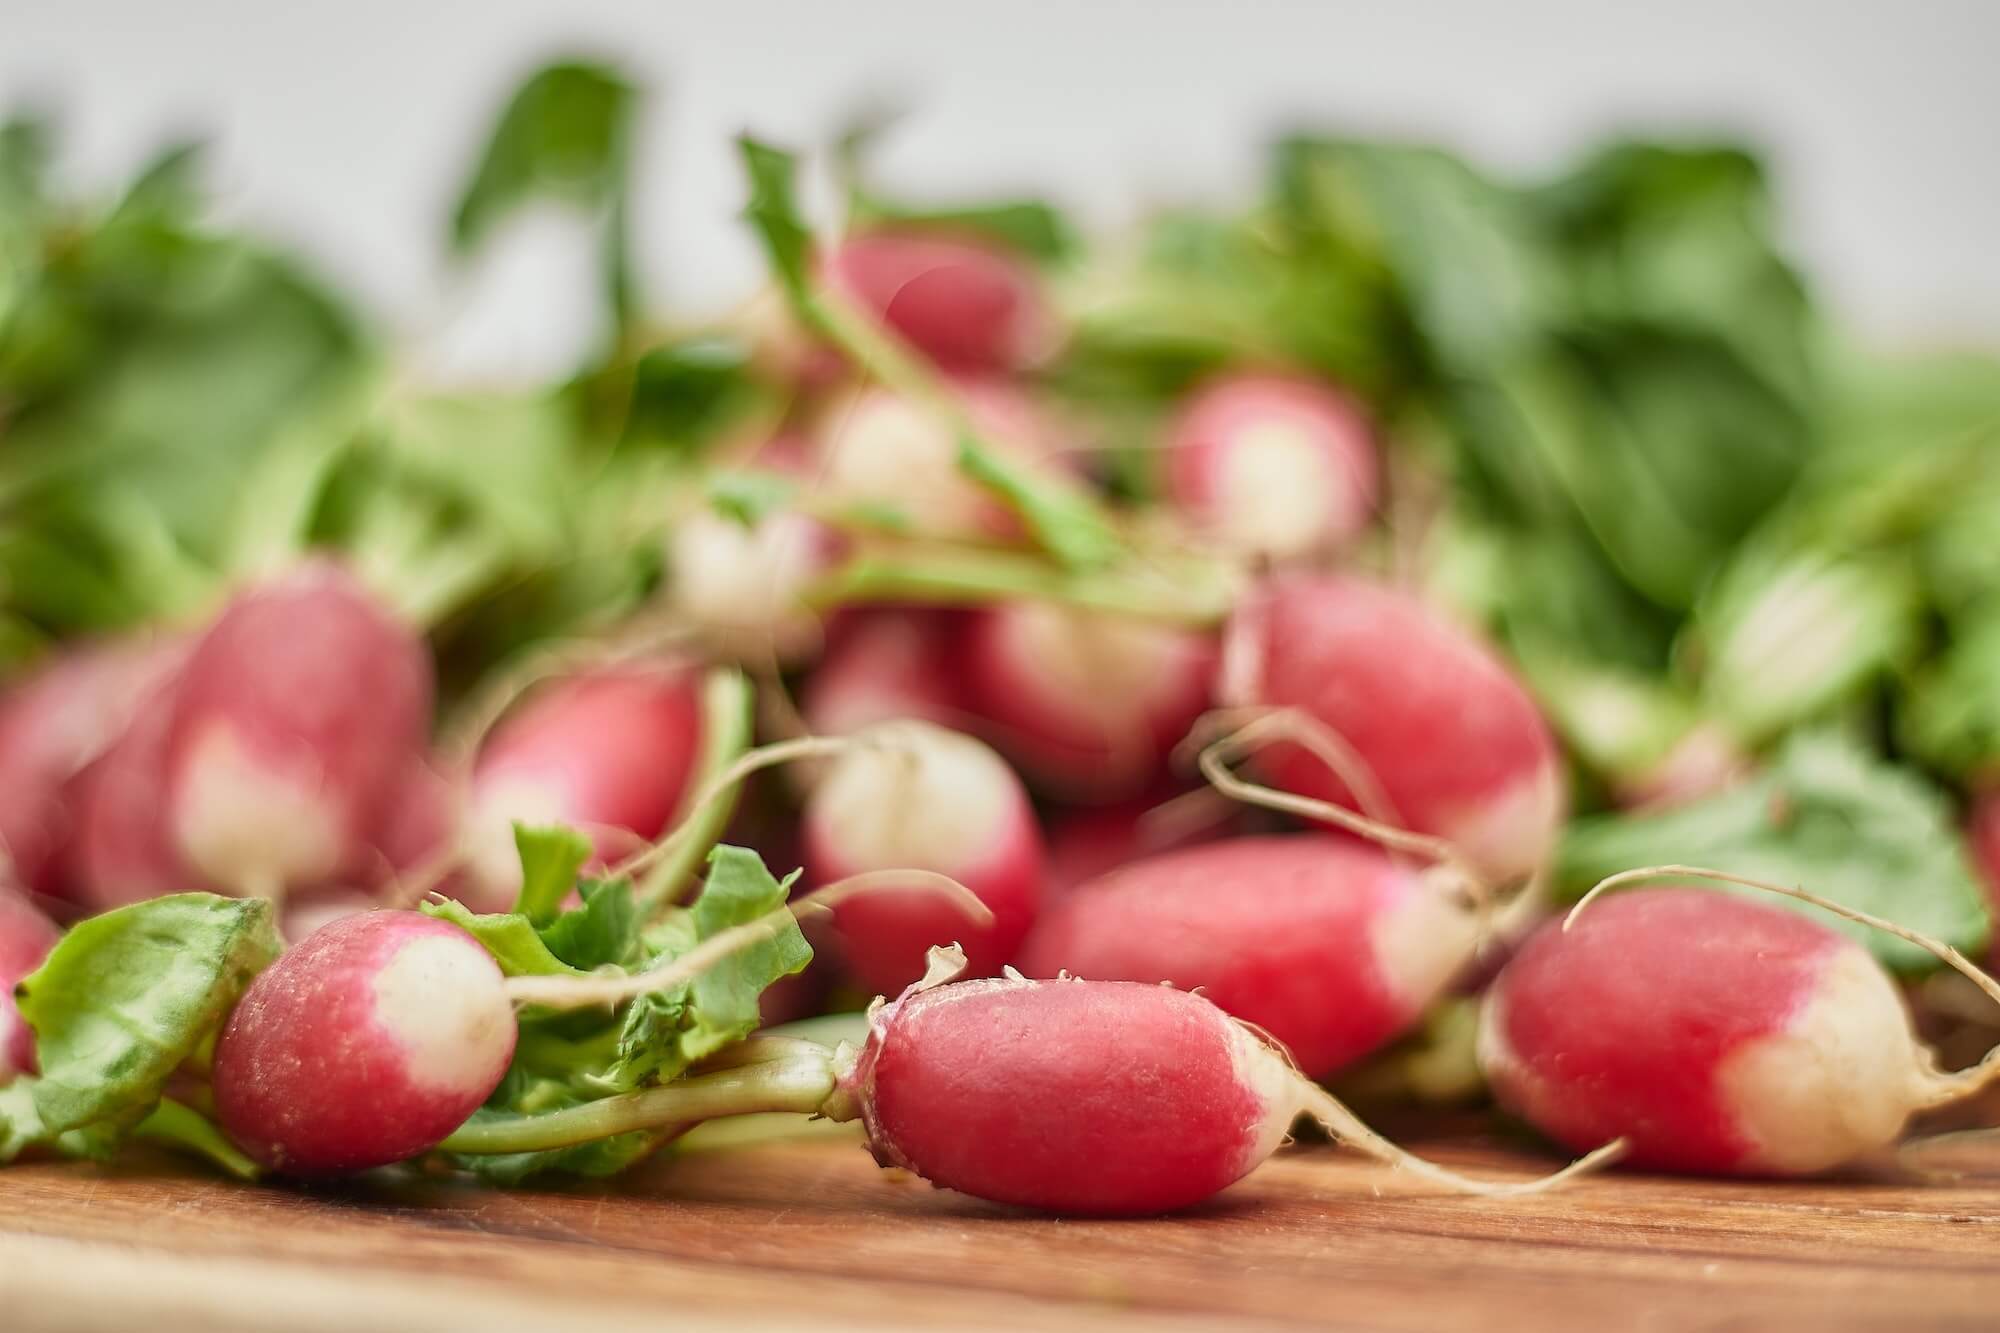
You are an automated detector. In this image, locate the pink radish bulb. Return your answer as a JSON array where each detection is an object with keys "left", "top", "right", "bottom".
[
  {"left": 665, "top": 507, "right": 839, "bottom": 665},
  {"left": 0, "top": 888, "right": 60, "bottom": 1083},
  {"left": 1480, "top": 889, "right": 1943, "bottom": 1177},
  {"left": 801, "top": 609, "right": 964, "bottom": 738},
  {"left": 960, "top": 602, "right": 1215, "bottom": 800},
  {"left": 801, "top": 721, "right": 1044, "bottom": 992},
  {"left": 466, "top": 665, "right": 702, "bottom": 912},
  {"left": 1044, "top": 788, "right": 1225, "bottom": 897},
  {"left": 813, "top": 379, "right": 1071, "bottom": 543},
  {"left": 1019, "top": 836, "right": 1477, "bottom": 1077},
  {"left": 1224, "top": 573, "right": 1565, "bottom": 885},
  {"left": 1166, "top": 374, "right": 1379, "bottom": 562},
  {"left": 163, "top": 562, "right": 432, "bottom": 901},
  {"left": 0, "top": 636, "right": 184, "bottom": 901},
  {"left": 67, "top": 669, "right": 199, "bottom": 911},
  {"left": 837, "top": 974, "right": 1302, "bottom": 1215},
  {"left": 826, "top": 230, "right": 1055, "bottom": 375},
  {"left": 213, "top": 911, "right": 514, "bottom": 1174}
]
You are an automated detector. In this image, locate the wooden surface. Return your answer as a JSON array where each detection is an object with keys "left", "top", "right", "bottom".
[{"left": 5, "top": 1122, "right": 2000, "bottom": 1332}]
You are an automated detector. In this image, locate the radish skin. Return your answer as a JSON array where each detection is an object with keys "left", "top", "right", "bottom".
[
  {"left": 826, "top": 231, "right": 1054, "bottom": 375},
  {"left": 1043, "top": 789, "right": 1227, "bottom": 896},
  {"left": 801, "top": 610, "right": 963, "bottom": 739},
  {"left": 801, "top": 722, "right": 1043, "bottom": 992},
  {"left": 1224, "top": 573, "right": 1565, "bottom": 885},
  {"left": 665, "top": 507, "right": 839, "bottom": 665},
  {"left": 1971, "top": 794, "right": 2000, "bottom": 961},
  {"left": 0, "top": 637, "right": 184, "bottom": 901},
  {"left": 67, "top": 668, "right": 198, "bottom": 911},
  {"left": 1481, "top": 889, "right": 1948, "bottom": 1176},
  {"left": 1167, "top": 373, "right": 1379, "bottom": 561},
  {"left": 827, "top": 967, "right": 1614, "bottom": 1214},
  {"left": 959, "top": 602, "right": 1215, "bottom": 800},
  {"left": 0, "top": 888, "right": 59, "bottom": 1083},
  {"left": 1019, "top": 836, "right": 1478, "bottom": 1077},
  {"left": 213, "top": 911, "right": 515, "bottom": 1174},
  {"left": 466, "top": 665, "right": 703, "bottom": 912},
  {"left": 812, "top": 380, "right": 1069, "bottom": 543},
  {"left": 164, "top": 563, "right": 432, "bottom": 900}
]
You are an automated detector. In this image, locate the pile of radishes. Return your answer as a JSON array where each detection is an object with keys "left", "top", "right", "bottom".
[{"left": 4, "top": 77, "right": 2000, "bottom": 1222}]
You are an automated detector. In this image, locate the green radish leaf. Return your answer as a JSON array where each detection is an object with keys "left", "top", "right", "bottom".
[
  {"left": 1556, "top": 729, "right": 1991, "bottom": 973},
  {"left": 132, "top": 1098, "right": 262, "bottom": 1180},
  {"left": 536, "top": 878, "right": 642, "bottom": 971},
  {"left": 1900, "top": 600, "right": 2000, "bottom": 781},
  {"left": 512, "top": 823, "right": 594, "bottom": 925},
  {"left": 451, "top": 60, "right": 636, "bottom": 252},
  {"left": 15, "top": 894, "right": 281, "bottom": 1141},
  {"left": 955, "top": 435, "right": 1123, "bottom": 572},
  {"left": 736, "top": 135, "right": 816, "bottom": 305},
  {"left": 421, "top": 900, "right": 592, "bottom": 979},
  {"left": 0, "top": 1083, "right": 45, "bottom": 1163}
]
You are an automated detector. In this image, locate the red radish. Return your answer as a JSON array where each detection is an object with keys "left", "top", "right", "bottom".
[
  {"left": 801, "top": 609, "right": 963, "bottom": 738},
  {"left": 213, "top": 911, "right": 515, "bottom": 1174},
  {"left": 67, "top": 668, "right": 198, "bottom": 911},
  {"left": 0, "top": 888, "right": 60, "bottom": 1083},
  {"left": 1019, "top": 836, "right": 1477, "bottom": 1077},
  {"left": 0, "top": 636, "right": 184, "bottom": 901},
  {"left": 1480, "top": 887, "right": 1979, "bottom": 1176},
  {"left": 1166, "top": 373, "right": 1379, "bottom": 562},
  {"left": 1223, "top": 573, "right": 1565, "bottom": 886},
  {"left": 826, "top": 966, "right": 1603, "bottom": 1215},
  {"left": 664, "top": 507, "right": 839, "bottom": 664},
  {"left": 826, "top": 230, "right": 1054, "bottom": 375},
  {"left": 163, "top": 563, "right": 432, "bottom": 901},
  {"left": 1615, "top": 723, "right": 1751, "bottom": 811},
  {"left": 1044, "top": 789, "right": 1227, "bottom": 896},
  {"left": 366, "top": 753, "right": 459, "bottom": 890},
  {"left": 801, "top": 721, "right": 1043, "bottom": 992},
  {"left": 466, "top": 664, "right": 702, "bottom": 912},
  {"left": 959, "top": 602, "right": 1215, "bottom": 800},
  {"left": 812, "top": 379, "right": 1070, "bottom": 542}
]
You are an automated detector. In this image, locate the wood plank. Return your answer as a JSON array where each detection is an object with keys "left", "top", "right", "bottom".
[{"left": 6, "top": 1126, "right": 2000, "bottom": 1331}]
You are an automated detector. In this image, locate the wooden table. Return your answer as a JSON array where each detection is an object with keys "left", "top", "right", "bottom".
[{"left": 4, "top": 1121, "right": 1999, "bottom": 1332}]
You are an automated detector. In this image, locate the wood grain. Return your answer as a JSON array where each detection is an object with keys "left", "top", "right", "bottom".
[{"left": 6, "top": 1123, "right": 2000, "bottom": 1332}]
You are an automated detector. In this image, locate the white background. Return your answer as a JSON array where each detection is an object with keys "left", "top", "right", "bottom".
[{"left": 6, "top": 0, "right": 1997, "bottom": 377}]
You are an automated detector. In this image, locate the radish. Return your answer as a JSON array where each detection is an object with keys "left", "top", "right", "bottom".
[
  {"left": 1222, "top": 573, "right": 1565, "bottom": 886},
  {"left": 1044, "top": 788, "right": 1227, "bottom": 896},
  {"left": 212, "top": 910, "right": 515, "bottom": 1174},
  {"left": 1481, "top": 874, "right": 2000, "bottom": 1177},
  {"left": 826, "top": 230, "right": 1054, "bottom": 375},
  {"left": 664, "top": 507, "right": 839, "bottom": 665},
  {"left": 163, "top": 562, "right": 432, "bottom": 901},
  {"left": 1165, "top": 373, "right": 1379, "bottom": 562},
  {"left": 959, "top": 601, "right": 1215, "bottom": 800},
  {"left": 800, "top": 609, "right": 963, "bottom": 738},
  {"left": 820, "top": 965, "right": 1610, "bottom": 1214},
  {"left": 67, "top": 668, "right": 198, "bottom": 911},
  {"left": 465, "top": 664, "right": 702, "bottom": 912},
  {"left": 0, "top": 636, "right": 184, "bottom": 901},
  {"left": 812, "top": 379, "right": 1069, "bottom": 542},
  {"left": 0, "top": 887, "right": 59, "bottom": 1083},
  {"left": 801, "top": 721, "right": 1044, "bottom": 992},
  {"left": 1019, "top": 836, "right": 1478, "bottom": 1077}
]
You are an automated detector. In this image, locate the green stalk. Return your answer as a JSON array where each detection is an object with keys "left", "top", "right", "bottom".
[
  {"left": 440, "top": 1054, "right": 838, "bottom": 1156},
  {"left": 633, "top": 666, "right": 755, "bottom": 916},
  {"left": 801, "top": 546, "right": 1241, "bottom": 628}
]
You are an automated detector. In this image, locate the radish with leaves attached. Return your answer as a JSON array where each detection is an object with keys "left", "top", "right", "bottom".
[{"left": 213, "top": 910, "right": 516, "bottom": 1175}]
